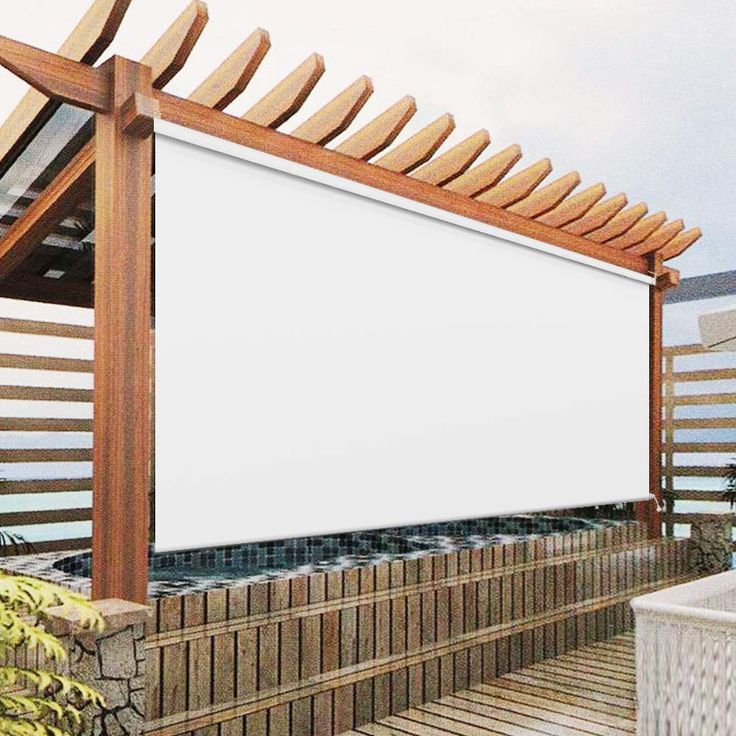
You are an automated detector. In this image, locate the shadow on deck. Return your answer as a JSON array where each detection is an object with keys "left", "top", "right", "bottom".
[{"left": 347, "top": 632, "right": 636, "bottom": 735}]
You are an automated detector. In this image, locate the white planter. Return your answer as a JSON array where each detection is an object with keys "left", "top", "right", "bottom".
[{"left": 632, "top": 571, "right": 736, "bottom": 735}]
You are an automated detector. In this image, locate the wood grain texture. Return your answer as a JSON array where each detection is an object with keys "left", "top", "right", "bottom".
[
  {"left": 0, "top": 35, "right": 110, "bottom": 112},
  {"left": 292, "top": 76, "right": 374, "bottom": 145},
  {"left": 0, "top": 0, "right": 130, "bottom": 176},
  {"left": 648, "top": 252, "right": 665, "bottom": 538},
  {"left": 508, "top": 171, "right": 580, "bottom": 218},
  {"left": 0, "top": 316, "right": 92, "bottom": 339},
  {"left": 0, "top": 352, "right": 91, "bottom": 372},
  {"left": 476, "top": 158, "right": 552, "bottom": 207},
  {"left": 141, "top": 0, "right": 209, "bottom": 89},
  {"left": 606, "top": 211, "right": 667, "bottom": 250},
  {"left": 188, "top": 28, "right": 270, "bottom": 110},
  {"left": 0, "top": 141, "right": 94, "bottom": 277},
  {"left": 0, "top": 419, "right": 92, "bottom": 433},
  {"left": 375, "top": 113, "right": 455, "bottom": 173},
  {"left": 587, "top": 203, "right": 648, "bottom": 243},
  {"left": 658, "top": 228, "right": 702, "bottom": 260},
  {"left": 0, "top": 385, "right": 91, "bottom": 402},
  {"left": 411, "top": 129, "right": 490, "bottom": 186},
  {"left": 563, "top": 194, "right": 628, "bottom": 236},
  {"left": 142, "top": 531, "right": 691, "bottom": 736},
  {"left": 0, "top": 507, "right": 91, "bottom": 526},
  {"left": 243, "top": 53, "right": 325, "bottom": 128},
  {"left": 157, "top": 92, "right": 650, "bottom": 275},
  {"left": 0, "top": 448, "right": 92, "bottom": 463},
  {"left": 625, "top": 219, "right": 683, "bottom": 256},
  {"left": 537, "top": 183, "right": 606, "bottom": 227},
  {"left": 92, "top": 56, "right": 153, "bottom": 604},
  {"left": 334, "top": 96, "right": 416, "bottom": 160},
  {"left": 444, "top": 144, "right": 522, "bottom": 197},
  {"left": 0, "top": 4, "right": 214, "bottom": 282}
]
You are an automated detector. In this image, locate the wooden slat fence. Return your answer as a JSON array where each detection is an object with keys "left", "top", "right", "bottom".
[
  {"left": 0, "top": 314, "right": 94, "bottom": 553},
  {"left": 142, "top": 523, "right": 692, "bottom": 736},
  {"left": 662, "top": 343, "right": 736, "bottom": 544}
]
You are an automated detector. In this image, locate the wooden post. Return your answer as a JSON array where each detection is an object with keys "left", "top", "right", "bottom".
[
  {"left": 643, "top": 254, "right": 666, "bottom": 537},
  {"left": 92, "top": 56, "right": 153, "bottom": 603}
]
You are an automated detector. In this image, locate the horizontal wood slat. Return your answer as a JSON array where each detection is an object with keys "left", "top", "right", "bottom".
[
  {"left": 666, "top": 393, "right": 736, "bottom": 406},
  {"left": 664, "top": 442, "right": 736, "bottom": 454},
  {"left": 671, "top": 418, "right": 736, "bottom": 430},
  {"left": 0, "top": 318, "right": 93, "bottom": 339},
  {"left": 0, "top": 448, "right": 92, "bottom": 462},
  {"left": 0, "top": 353, "right": 93, "bottom": 372},
  {"left": 671, "top": 466, "right": 728, "bottom": 477},
  {"left": 664, "top": 368, "right": 736, "bottom": 382},
  {"left": 0, "top": 537, "right": 92, "bottom": 555},
  {"left": 0, "top": 418, "right": 93, "bottom": 432},
  {"left": 0, "top": 478, "right": 92, "bottom": 494},
  {"left": 662, "top": 344, "right": 707, "bottom": 356},
  {"left": 0, "top": 385, "right": 92, "bottom": 402},
  {"left": 667, "top": 490, "right": 729, "bottom": 502},
  {"left": 661, "top": 341, "right": 734, "bottom": 535},
  {"left": 0, "top": 507, "right": 91, "bottom": 526}
]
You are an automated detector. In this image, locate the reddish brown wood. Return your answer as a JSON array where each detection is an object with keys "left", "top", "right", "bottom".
[
  {"left": 0, "top": 0, "right": 131, "bottom": 176},
  {"left": 646, "top": 252, "right": 666, "bottom": 538},
  {"left": 0, "top": 141, "right": 94, "bottom": 278},
  {"left": 92, "top": 56, "right": 153, "bottom": 604},
  {"left": 156, "top": 92, "right": 651, "bottom": 277},
  {"left": 0, "top": 35, "right": 111, "bottom": 112}
]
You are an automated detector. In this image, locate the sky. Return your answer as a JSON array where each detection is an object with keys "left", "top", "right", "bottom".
[{"left": 0, "top": 0, "right": 733, "bottom": 277}]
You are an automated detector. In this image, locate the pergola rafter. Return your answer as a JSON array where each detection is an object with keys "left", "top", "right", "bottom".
[
  {"left": 0, "top": 0, "right": 702, "bottom": 301},
  {"left": 0, "top": 0, "right": 131, "bottom": 177},
  {"left": 0, "top": 0, "right": 706, "bottom": 599}
]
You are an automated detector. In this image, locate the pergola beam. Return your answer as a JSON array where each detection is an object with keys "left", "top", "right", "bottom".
[
  {"left": 0, "top": 5, "right": 211, "bottom": 278},
  {"left": 155, "top": 90, "right": 652, "bottom": 276},
  {"left": 0, "top": 0, "right": 131, "bottom": 176},
  {"left": 0, "top": 141, "right": 94, "bottom": 278},
  {"left": 0, "top": 35, "right": 111, "bottom": 113}
]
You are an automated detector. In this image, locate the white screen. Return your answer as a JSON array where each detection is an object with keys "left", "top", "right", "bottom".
[{"left": 154, "top": 123, "right": 650, "bottom": 552}]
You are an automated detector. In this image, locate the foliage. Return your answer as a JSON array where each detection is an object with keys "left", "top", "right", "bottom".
[
  {"left": 0, "top": 573, "right": 105, "bottom": 736},
  {"left": 721, "top": 460, "right": 736, "bottom": 510},
  {"left": 0, "top": 531, "right": 34, "bottom": 557}
]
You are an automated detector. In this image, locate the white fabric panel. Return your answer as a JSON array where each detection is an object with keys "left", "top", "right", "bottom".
[{"left": 154, "top": 125, "right": 650, "bottom": 552}]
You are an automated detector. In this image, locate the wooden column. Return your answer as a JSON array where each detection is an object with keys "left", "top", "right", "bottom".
[
  {"left": 638, "top": 254, "right": 666, "bottom": 538},
  {"left": 92, "top": 56, "right": 153, "bottom": 603}
]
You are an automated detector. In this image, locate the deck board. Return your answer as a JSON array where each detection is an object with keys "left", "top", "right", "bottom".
[{"left": 348, "top": 633, "right": 636, "bottom": 736}]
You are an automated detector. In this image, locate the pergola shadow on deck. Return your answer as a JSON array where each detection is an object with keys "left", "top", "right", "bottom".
[{"left": 348, "top": 632, "right": 636, "bottom": 736}]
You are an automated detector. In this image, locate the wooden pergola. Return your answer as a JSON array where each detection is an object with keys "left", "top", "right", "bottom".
[{"left": 0, "top": 0, "right": 702, "bottom": 604}]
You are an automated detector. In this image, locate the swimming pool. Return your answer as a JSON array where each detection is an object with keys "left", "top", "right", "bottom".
[{"left": 26, "top": 514, "right": 615, "bottom": 596}]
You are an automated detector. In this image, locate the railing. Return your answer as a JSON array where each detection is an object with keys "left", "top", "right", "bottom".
[
  {"left": 0, "top": 313, "right": 93, "bottom": 554},
  {"left": 662, "top": 343, "right": 736, "bottom": 546}
]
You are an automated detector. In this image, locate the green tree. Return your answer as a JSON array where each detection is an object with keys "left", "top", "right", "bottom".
[{"left": 0, "top": 573, "right": 105, "bottom": 736}]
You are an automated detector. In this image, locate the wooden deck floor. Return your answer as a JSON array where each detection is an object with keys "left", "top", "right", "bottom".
[{"left": 347, "top": 633, "right": 636, "bottom": 736}]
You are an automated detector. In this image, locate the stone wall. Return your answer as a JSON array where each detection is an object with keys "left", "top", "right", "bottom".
[
  {"left": 46, "top": 599, "right": 150, "bottom": 736},
  {"left": 688, "top": 513, "right": 735, "bottom": 575}
]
